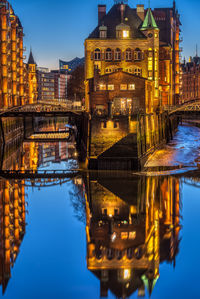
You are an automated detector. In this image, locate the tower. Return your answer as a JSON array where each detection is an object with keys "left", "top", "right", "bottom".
[{"left": 27, "top": 49, "right": 37, "bottom": 104}]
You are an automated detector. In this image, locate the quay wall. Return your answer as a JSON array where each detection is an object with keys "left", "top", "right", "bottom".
[{"left": 88, "top": 112, "right": 179, "bottom": 170}]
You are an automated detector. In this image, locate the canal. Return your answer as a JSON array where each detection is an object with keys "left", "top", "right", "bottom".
[{"left": 0, "top": 123, "right": 200, "bottom": 298}]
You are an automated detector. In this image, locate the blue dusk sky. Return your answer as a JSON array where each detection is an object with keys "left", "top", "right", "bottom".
[{"left": 9, "top": 0, "right": 200, "bottom": 69}]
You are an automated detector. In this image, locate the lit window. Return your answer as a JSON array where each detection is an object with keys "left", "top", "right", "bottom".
[
  {"left": 120, "top": 84, "right": 127, "bottom": 90},
  {"left": 123, "top": 269, "right": 131, "bottom": 280},
  {"left": 129, "top": 231, "right": 136, "bottom": 239},
  {"left": 99, "top": 84, "right": 106, "bottom": 90},
  {"left": 128, "top": 84, "right": 135, "bottom": 90},
  {"left": 121, "top": 232, "right": 128, "bottom": 240},
  {"left": 123, "top": 30, "right": 129, "bottom": 38},
  {"left": 108, "top": 84, "right": 114, "bottom": 90}
]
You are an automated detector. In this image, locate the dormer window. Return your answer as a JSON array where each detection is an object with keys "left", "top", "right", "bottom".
[
  {"left": 123, "top": 30, "right": 129, "bottom": 38},
  {"left": 116, "top": 23, "right": 130, "bottom": 39},
  {"left": 99, "top": 25, "right": 107, "bottom": 39}
]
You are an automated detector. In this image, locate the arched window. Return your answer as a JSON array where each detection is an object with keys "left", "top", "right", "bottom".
[
  {"left": 105, "top": 48, "right": 112, "bottom": 61},
  {"left": 115, "top": 48, "right": 121, "bottom": 61},
  {"left": 125, "top": 48, "right": 132, "bottom": 61},
  {"left": 94, "top": 48, "right": 101, "bottom": 61},
  {"left": 134, "top": 48, "right": 142, "bottom": 61}
]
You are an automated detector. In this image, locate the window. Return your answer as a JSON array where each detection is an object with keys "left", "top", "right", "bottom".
[
  {"left": 100, "top": 30, "right": 107, "bottom": 38},
  {"left": 94, "top": 48, "right": 101, "bottom": 61},
  {"left": 120, "top": 84, "right": 127, "bottom": 90},
  {"left": 128, "top": 84, "right": 135, "bottom": 90},
  {"left": 134, "top": 48, "right": 142, "bottom": 61},
  {"left": 134, "top": 68, "right": 142, "bottom": 76},
  {"left": 123, "top": 30, "right": 129, "bottom": 38},
  {"left": 99, "top": 84, "right": 106, "bottom": 90},
  {"left": 108, "top": 84, "right": 114, "bottom": 90},
  {"left": 125, "top": 48, "right": 132, "bottom": 61},
  {"left": 105, "top": 48, "right": 112, "bottom": 61},
  {"left": 115, "top": 48, "right": 121, "bottom": 61}
]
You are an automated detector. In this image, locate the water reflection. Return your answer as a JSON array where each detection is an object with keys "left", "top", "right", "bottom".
[
  {"left": 0, "top": 179, "right": 26, "bottom": 294},
  {"left": 85, "top": 174, "right": 181, "bottom": 298}
]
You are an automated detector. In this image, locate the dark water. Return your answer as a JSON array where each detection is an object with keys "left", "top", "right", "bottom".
[{"left": 1, "top": 124, "right": 200, "bottom": 299}]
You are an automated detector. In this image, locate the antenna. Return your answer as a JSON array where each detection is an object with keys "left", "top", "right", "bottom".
[
  {"left": 114, "top": 0, "right": 128, "bottom": 4},
  {"left": 196, "top": 44, "right": 198, "bottom": 57}
]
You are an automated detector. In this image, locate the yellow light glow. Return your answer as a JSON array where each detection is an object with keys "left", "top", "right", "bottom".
[
  {"left": 123, "top": 30, "right": 129, "bottom": 38},
  {"left": 124, "top": 269, "right": 131, "bottom": 280}
]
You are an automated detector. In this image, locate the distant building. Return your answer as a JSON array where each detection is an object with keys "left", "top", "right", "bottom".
[
  {"left": 59, "top": 57, "right": 85, "bottom": 74},
  {"left": 37, "top": 68, "right": 55, "bottom": 102},
  {"left": 51, "top": 70, "right": 69, "bottom": 100},
  {"left": 181, "top": 55, "right": 200, "bottom": 104}
]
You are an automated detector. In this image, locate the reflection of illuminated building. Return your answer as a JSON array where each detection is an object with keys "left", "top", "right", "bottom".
[
  {"left": 0, "top": 179, "right": 26, "bottom": 294},
  {"left": 85, "top": 174, "right": 181, "bottom": 298}
]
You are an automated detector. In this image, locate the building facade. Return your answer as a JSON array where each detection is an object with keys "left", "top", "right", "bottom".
[
  {"left": 51, "top": 71, "right": 68, "bottom": 100},
  {"left": 180, "top": 56, "right": 200, "bottom": 104},
  {"left": 85, "top": 1, "right": 181, "bottom": 113},
  {"left": 0, "top": 0, "right": 38, "bottom": 109},
  {"left": 37, "top": 68, "right": 55, "bottom": 102}
]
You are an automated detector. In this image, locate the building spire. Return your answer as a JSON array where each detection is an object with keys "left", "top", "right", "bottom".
[
  {"left": 140, "top": 7, "right": 158, "bottom": 30},
  {"left": 28, "top": 48, "right": 36, "bottom": 65},
  {"left": 196, "top": 44, "right": 198, "bottom": 57}
]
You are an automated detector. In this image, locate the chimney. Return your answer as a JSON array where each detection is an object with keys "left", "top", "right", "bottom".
[
  {"left": 137, "top": 4, "right": 145, "bottom": 21},
  {"left": 98, "top": 5, "right": 106, "bottom": 24}
]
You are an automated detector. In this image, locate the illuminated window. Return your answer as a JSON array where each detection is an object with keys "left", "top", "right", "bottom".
[
  {"left": 121, "top": 232, "right": 128, "bottom": 240},
  {"left": 129, "top": 232, "right": 136, "bottom": 239},
  {"left": 123, "top": 30, "right": 129, "bottom": 38},
  {"left": 123, "top": 269, "right": 131, "bottom": 280},
  {"left": 128, "top": 84, "right": 135, "bottom": 90},
  {"left": 120, "top": 84, "right": 127, "bottom": 90},
  {"left": 99, "top": 84, "right": 106, "bottom": 90},
  {"left": 115, "top": 48, "right": 121, "bottom": 61},
  {"left": 105, "top": 48, "right": 112, "bottom": 61},
  {"left": 125, "top": 48, "right": 132, "bottom": 61},
  {"left": 94, "top": 48, "right": 101, "bottom": 61},
  {"left": 108, "top": 84, "right": 114, "bottom": 90}
]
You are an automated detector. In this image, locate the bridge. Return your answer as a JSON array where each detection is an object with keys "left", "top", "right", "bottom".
[
  {"left": 166, "top": 100, "right": 200, "bottom": 115},
  {"left": 0, "top": 102, "right": 86, "bottom": 118}
]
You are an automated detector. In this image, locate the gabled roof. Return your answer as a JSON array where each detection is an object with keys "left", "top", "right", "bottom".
[
  {"left": 141, "top": 8, "right": 158, "bottom": 30},
  {"left": 88, "top": 4, "right": 146, "bottom": 39},
  {"left": 28, "top": 49, "right": 36, "bottom": 65}
]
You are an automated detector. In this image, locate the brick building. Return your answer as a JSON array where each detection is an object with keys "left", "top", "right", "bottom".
[
  {"left": 0, "top": 0, "right": 37, "bottom": 109},
  {"left": 51, "top": 70, "right": 69, "bottom": 100},
  {"left": 85, "top": 1, "right": 181, "bottom": 113},
  {"left": 180, "top": 55, "right": 200, "bottom": 104}
]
